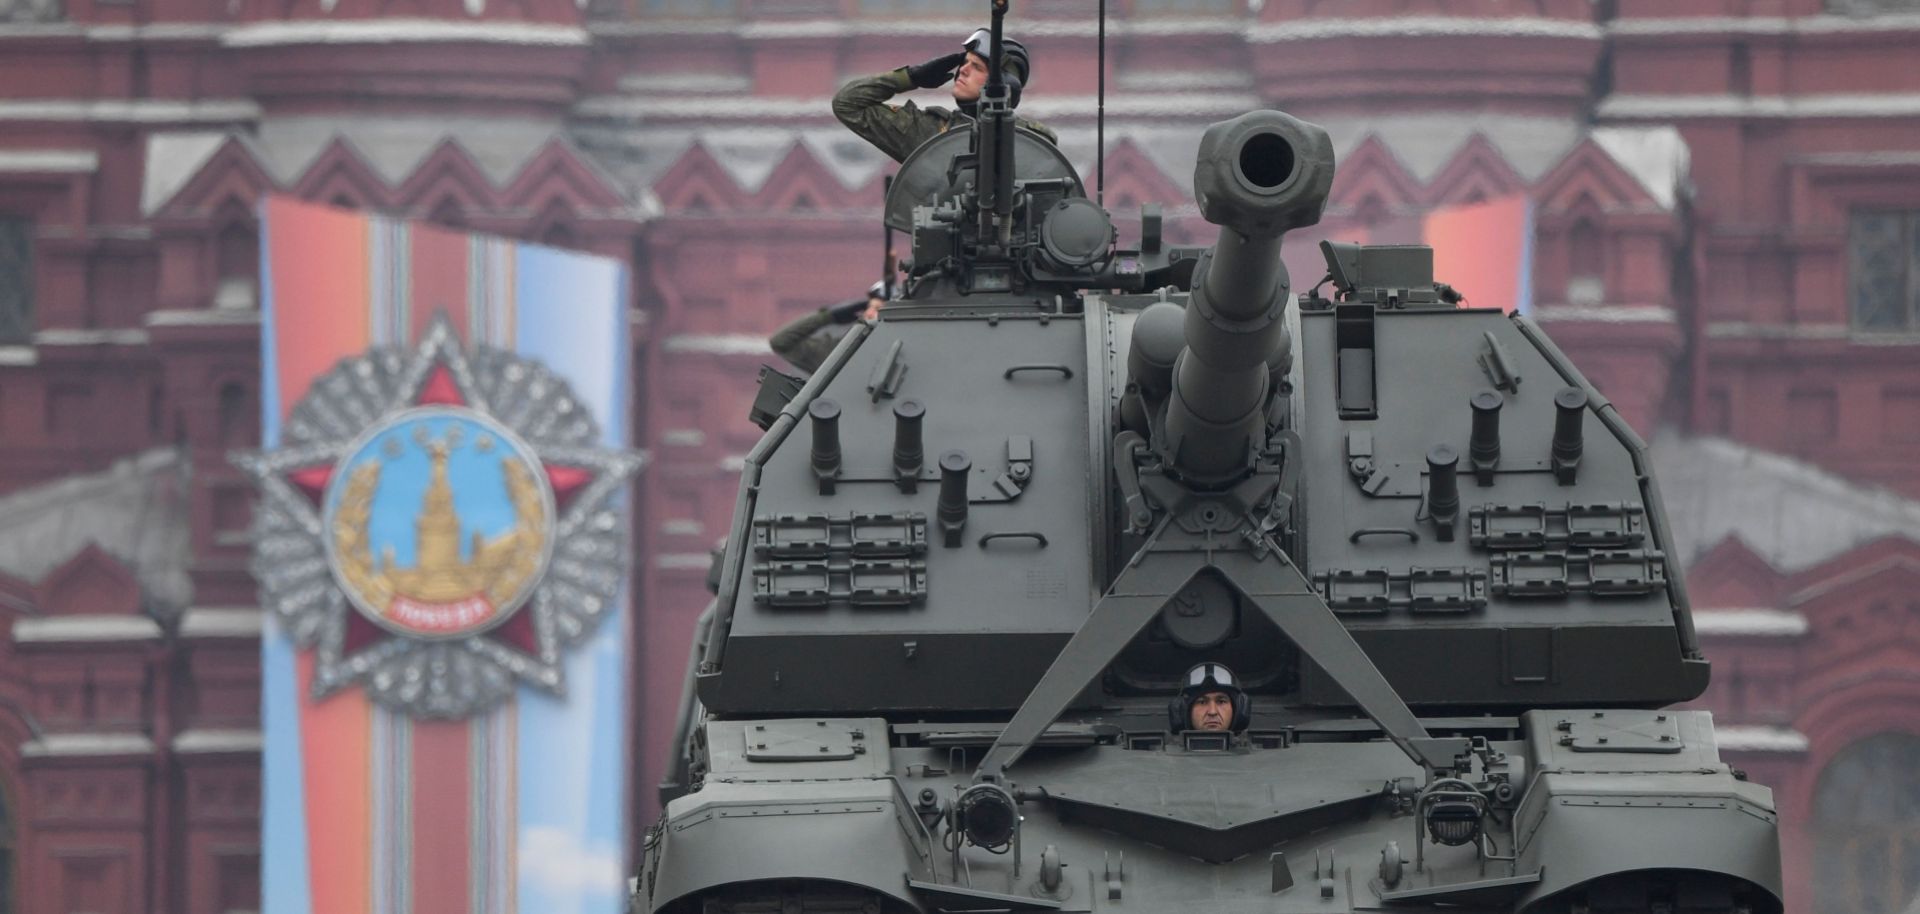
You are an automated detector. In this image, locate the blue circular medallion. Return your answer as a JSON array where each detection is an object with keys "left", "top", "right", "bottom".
[{"left": 321, "top": 406, "right": 557, "bottom": 639}]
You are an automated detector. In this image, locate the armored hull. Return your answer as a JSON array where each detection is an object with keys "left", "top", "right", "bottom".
[{"left": 636, "top": 63, "right": 1782, "bottom": 914}]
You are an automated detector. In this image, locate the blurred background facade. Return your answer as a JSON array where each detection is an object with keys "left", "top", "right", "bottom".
[{"left": 0, "top": 0, "right": 1917, "bottom": 911}]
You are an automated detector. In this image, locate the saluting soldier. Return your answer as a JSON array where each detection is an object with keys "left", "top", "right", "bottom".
[{"left": 832, "top": 27, "right": 1058, "bottom": 164}]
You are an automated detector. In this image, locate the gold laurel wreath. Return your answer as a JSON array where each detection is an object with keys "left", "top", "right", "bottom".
[{"left": 330, "top": 450, "right": 549, "bottom": 620}]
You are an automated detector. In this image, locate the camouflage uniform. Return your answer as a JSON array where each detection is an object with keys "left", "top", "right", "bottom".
[
  {"left": 769, "top": 303, "right": 857, "bottom": 374},
  {"left": 832, "top": 69, "right": 1060, "bottom": 164}
]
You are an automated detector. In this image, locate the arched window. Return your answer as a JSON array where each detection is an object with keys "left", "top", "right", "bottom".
[
  {"left": 1568, "top": 218, "right": 1603, "bottom": 280},
  {"left": 214, "top": 218, "right": 259, "bottom": 310},
  {"left": 1812, "top": 732, "right": 1920, "bottom": 913},
  {"left": 1566, "top": 218, "right": 1605, "bottom": 306},
  {"left": 0, "top": 216, "right": 32, "bottom": 344},
  {"left": 217, "top": 381, "right": 253, "bottom": 449}
]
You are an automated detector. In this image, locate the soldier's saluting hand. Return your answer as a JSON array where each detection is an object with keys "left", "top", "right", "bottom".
[{"left": 831, "top": 27, "right": 1058, "bottom": 165}]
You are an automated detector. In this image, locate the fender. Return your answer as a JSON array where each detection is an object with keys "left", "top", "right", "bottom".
[
  {"left": 645, "top": 719, "right": 934, "bottom": 914},
  {"left": 1511, "top": 711, "right": 1783, "bottom": 913}
]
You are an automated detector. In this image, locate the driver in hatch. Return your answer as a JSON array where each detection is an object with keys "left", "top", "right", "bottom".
[{"left": 1170, "top": 662, "right": 1250, "bottom": 734}]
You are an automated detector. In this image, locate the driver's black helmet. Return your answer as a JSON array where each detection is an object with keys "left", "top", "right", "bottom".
[
  {"left": 962, "top": 28, "right": 1030, "bottom": 108},
  {"left": 1168, "top": 662, "right": 1250, "bottom": 732}
]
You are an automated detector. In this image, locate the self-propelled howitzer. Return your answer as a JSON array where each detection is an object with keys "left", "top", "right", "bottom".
[{"left": 638, "top": 98, "right": 1783, "bottom": 914}]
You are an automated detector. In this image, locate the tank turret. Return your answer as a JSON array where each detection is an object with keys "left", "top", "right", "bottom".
[{"left": 639, "top": 6, "right": 1782, "bottom": 912}]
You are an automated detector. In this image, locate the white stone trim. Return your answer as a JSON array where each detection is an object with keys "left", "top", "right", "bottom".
[
  {"left": 654, "top": 552, "right": 713, "bottom": 570},
  {"left": 660, "top": 519, "right": 705, "bottom": 536},
  {"left": 85, "top": 22, "right": 230, "bottom": 41},
  {"left": 13, "top": 615, "right": 163, "bottom": 643},
  {"left": 1533, "top": 304, "right": 1679, "bottom": 324},
  {"left": 0, "top": 345, "right": 36, "bottom": 366},
  {"left": 179, "top": 607, "right": 263, "bottom": 639},
  {"left": 618, "top": 73, "right": 755, "bottom": 94},
  {"left": 662, "top": 333, "right": 772, "bottom": 355},
  {"left": 146, "top": 308, "right": 262, "bottom": 327},
  {"left": 1714, "top": 725, "right": 1810, "bottom": 754},
  {"left": 0, "top": 98, "right": 259, "bottom": 123},
  {"left": 577, "top": 91, "right": 1262, "bottom": 122},
  {"left": 1692, "top": 608, "right": 1810, "bottom": 637},
  {"left": 660, "top": 428, "right": 707, "bottom": 447},
  {"left": 593, "top": 17, "right": 1243, "bottom": 39},
  {"left": 1794, "top": 151, "right": 1920, "bottom": 167},
  {"left": 720, "top": 454, "right": 748, "bottom": 472},
  {"left": 223, "top": 19, "right": 590, "bottom": 48},
  {"left": 35, "top": 327, "right": 150, "bottom": 346},
  {"left": 173, "top": 728, "right": 265, "bottom": 754},
  {"left": 1600, "top": 92, "right": 1920, "bottom": 120},
  {"left": 0, "top": 22, "right": 228, "bottom": 40},
  {"left": 1249, "top": 16, "right": 1602, "bottom": 43},
  {"left": 1115, "top": 69, "right": 1253, "bottom": 91},
  {"left": 1703, "top": 321, "right": 1852, "bottom": 340},
  {"left": 22, "top": 732, "right": 156, "bottom": 757},
  {"left": 0, "top": 149, "right": 99, "bottom": 173},
  {"left": 1610, "top": 13, "right": 1920, "bottom": 37}
]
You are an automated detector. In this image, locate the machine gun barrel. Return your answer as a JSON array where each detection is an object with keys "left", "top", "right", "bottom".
[
  {"left": 975, "top": 0, "right": 1015, "bottom": 244},
  {"left": 1161, "top": 111, "right": 1334, "bottom": 484}
]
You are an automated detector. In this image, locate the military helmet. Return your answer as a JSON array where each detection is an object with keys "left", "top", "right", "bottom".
[
  {"left": 1168, "top": 662, "right": 1250, "bottom": 733},
  {"left": 963, "top": 28, "right": 1030, "bottom": 108}
]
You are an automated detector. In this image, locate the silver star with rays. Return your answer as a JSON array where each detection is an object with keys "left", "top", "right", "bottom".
[{"left": 234, "top": 318, "right": 645, "bottom": 718}]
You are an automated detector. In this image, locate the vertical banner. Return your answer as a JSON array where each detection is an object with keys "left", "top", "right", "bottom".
[
  {"left": 244, "top": 195, "right": 640, "bottom": 914},
  {"left": 1422, "top": 195, "right": 1535, "bottom": 315}
]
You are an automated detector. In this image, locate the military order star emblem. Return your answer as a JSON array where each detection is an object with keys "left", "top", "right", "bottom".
[{"left": 235, "top": 317, "right": 642, "bottom": 717}]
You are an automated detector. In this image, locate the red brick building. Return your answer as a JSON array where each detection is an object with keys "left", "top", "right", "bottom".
[{"left": 0, "top": 0, "right": 1917, "bottom": 910}]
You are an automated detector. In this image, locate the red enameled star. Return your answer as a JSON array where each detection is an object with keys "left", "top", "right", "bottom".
[{"left": 280, "top": 358, "right": 597, "bottom": 660}]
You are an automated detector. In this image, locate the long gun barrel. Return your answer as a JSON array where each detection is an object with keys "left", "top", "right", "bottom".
[{"left": 1161, "top": 111, "right": 1334, "bottom": 484}]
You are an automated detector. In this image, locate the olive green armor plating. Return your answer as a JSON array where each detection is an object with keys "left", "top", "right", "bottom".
[{"left": 637, "top": 25, "right": 1784, "bottom": 914}]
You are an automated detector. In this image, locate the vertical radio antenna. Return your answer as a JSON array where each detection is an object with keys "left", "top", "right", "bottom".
[{"left": 1097, "top": 0, "right": 1106, "bottom": 206}]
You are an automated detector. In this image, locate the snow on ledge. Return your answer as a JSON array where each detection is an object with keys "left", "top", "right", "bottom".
[
  {"left": 223, "top": 19, "right": 589, "bottom": 48},
  {"left": 1533, "top": 304, "right": 1679, "bottom": 324},
  {"left": 23, "top": 733, "right": 157, "bottom": 758},
  {"left": 174, "top": 729, "right": 265, "bottom": 754},
  {"left": 1609, "top": 13, "right": 1920, "bottom": 37},
  {"left": 662, "top": 333, "right": 772, "bottom": 355},
  {"left": 1600, "top": 92, "right": 1920, "bottom": 120},
  {"left": 13, "top": 615, "right": 163, "bottom": 643},
  {"left": 179, "top": 607, "right": 264, "bottom": 638},
  {"left": 1714, "top": 725, "right": 1810, "bottom": 754},
  {"left": 146, "top": 308, "right": 262, "bottom": 327},
  {"left": 1692, "top": 609, "right": 1810, "bottom": 638},
  {"left": 0, "top": 150, "right": 99, "bottom": 173},
  {"left": 654, "top": 553, "right": 713, "bottom": 570},
  {"left": 0, "top": 98, "right": 258, "bottom": 124},
  {"left": 1249, "top": 16, "right": 1602, "bottom": 43}
]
